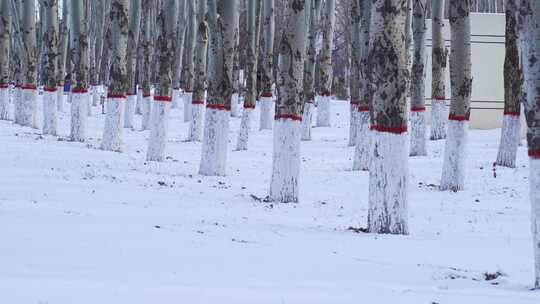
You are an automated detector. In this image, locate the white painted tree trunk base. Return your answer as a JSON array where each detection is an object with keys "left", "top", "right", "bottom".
[
  {"left": 70, "top": 91, "right": 88, "bottom": 142},
  {"left": 199, "top": 108, "right": 230, "bottom": 176},
  {"left": 529, "top": 158, "right": 540, "bottom": 289},
  {"left": 135, "top": 88, "right": 143, "bottom": 115},
  {"left": 124, "top": 95, "right": 137, "bottom": 129},
  {"left": 259, "top": 96, "right": 274, "bottom": 130},
  {"left": 236, "top": 107, "right": 254, "bottom": 151},
  {"left": 42, "top": 89, "right": 58, "bottom": 136},
  {"left": 409, "top": 110, "right": 427, "bottom": 156},
  {"left": 316, "top": 95, "right": 331, "bottom": 127},
  {"left": 101, "top": 98, "right": 125, "bottom": 152},
  {"left": 270, "top": 118, "right": 301, "bottom": 203},
  {"left": 368, "top": 130, "right": 409, "bottom": 234},
  {"left": 0, "top": 87, "right": 9, "bottom": 120},
  {"left": 141, "top": 95, "right": 152, "bottom": 131},
  {"left": 146, "top": 100, "right": 171, "bottom": 162},
  {"left": 184, "top": 92, "right": 192, "bottom": 122},
  {"left": 15, "top": 87, "right": 37, "bottom": 128},
  {"left": 496, "top": 114, "right": 520, "bottom": 168},
  {"left": 230, "top": 93, "right": 240, "bottom": 117},
  {"left": 301, "top": 102, "right": 314, "bottom": 141},
  {"left": 348, "top": 104, "right": 358, "bottom": 146},
  {"left": 171, "top": 89, "right": 181, "bottom": 109},
  {"left": 56, "top": 87, "right": 64, "bottom": 112},
  {"left": 353, "top": 111, "right": 371, "bottom": 171},
  {"left": 430, "top": 99, "right": 447, "bottom": 140},
  {"left": 91, "top": 86, "right": 100, "bottom": 106},
  {"left": 188, "top": 102, "right": 205, "bottom": 142},
  {"left": 440, "top": 120, "right": 468, "bottom": 191}
]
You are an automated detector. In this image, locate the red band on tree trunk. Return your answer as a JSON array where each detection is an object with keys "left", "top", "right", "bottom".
[
  {"left": 411, "top": 106, "right": 426, "bottom": 112},
  {"left": 184, "top": 90, "right": 192, "bottom": 93},
  {"left": 321, "top": 91, "right": 331, "bottom": 97},
  {"left": 433, "top": 96, "right": 446, "bottom": 101},
  {"left": 261, "top": 92, "right": 273, "bottom": 98},
  {"left": 192, "top": 99, "right": 205, "bottom": 105},
  {"left": 448, "top": 114, "right": 469, "bottom": 121},
  {"left": 207, "top": 103, "right": 230, "bottom": 111},
  {"left": 154, "top": 96, "right": 172, "bottom": 102},
  {"left": 127, "top": 93, "right": 136, "bottom": 96},
  {"left": 350, "top": 100, "right": 359, "bottom": 105},
  {"left": 44, "top": 87, "right": 58, "bottom": 92},
  {"left": 529, "top": 150, "right": 540, "bottom": 159},
  {"left": 244, "top": 104, "right": 256, "bottom": 109},
  {"left": 370, "top": 125, "right": 408, "bottom": 134},
  {"left": 21, "top": 84, "right": 37, "bottom": 90},
  {"left": 504, "top": 111, "right": 520, "bottom": 116},
  {"left": 357, "top": 106, "right": 370, "bottom": 112},
  {"left": 0, "top": 83, "right": 9, "bottom": 89},
  {"left": 143, "top": 92, "right": 151, "bottom": 98},
  {"left": 275, "top": 114, "right": 303, "bottom": 121},
  {"left": 72, "top": 87, "right": 89, "bottom": 94},
  {"left": 107, "top": 94, "right": 127, "bottom": 99}
]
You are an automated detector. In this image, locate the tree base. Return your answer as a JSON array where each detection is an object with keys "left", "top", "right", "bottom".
[
  {"left": 141, "top": 95, "right": 152, "bottom": 131},
  {"left": 70, "top": 91, "right": 88, "bottom": 142},
  {"left": 316, "top": 95, "right": 331, "bottom": 127},
  {"left": 301, "top": 102, "right": 314, "bottom": 141},
  {"left": 147, "top": 100, "right": 170, "bottom": 161},
  {"left": 200, "top": 107, "right": 230, "bottom": 176},
  {"left": 348, "top": 103, "right": 358, "bottom": 146},
  {"left": 353, "top": 111, "right": 371, "bottom": 171},
  {"left": 42, "top": 89, "right": 58, "bottom": 136},
  {"left": 124, "top": 94, "right": 137, "bottom": 129},
  {"left": 440, "top": 120, "right": 468, "bottom": 191},
  {"left": 496, "top": 114, "right": 520, "bottom": 168},
  {"left": 0, "top": 87, "right": 9, "bottom": 120},
  {"left": 183, "top": 92, "right": 192, "bottom": 122},
  {"left": 530, "top": 157, "right": 540, "bottom": 289},
  {"left": 236, "top": 107, "right": 254, "bottom": 151},
  {"left": 410, "top": 110, "right": 427, "bottom": 156},
  {"left": 368, "top": 130, "right": 408, "bottom": 234},
  {"left": 259, "top": 96, "right": 273, "bottom": 130},
  {"left": 270, "top": 118, "right": 302, "bottom": 203},
  {"left": 430, "top": 99, "right": 447, "bottom": 140},
  {"left": 101, "top": 97, "right": 125, "bottom": 152},
  {"left": 188, "top": 102, "right": 205, "bottom": 142}
]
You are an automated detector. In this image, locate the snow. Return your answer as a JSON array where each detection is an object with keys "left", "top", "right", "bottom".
[{"left": 0, "top": 99, "right": 539, "bottom": 303}]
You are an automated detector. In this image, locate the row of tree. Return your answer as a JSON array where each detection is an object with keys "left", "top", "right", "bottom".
[{"left": 0, "top": 0, "right": 539, "bottom": 288}]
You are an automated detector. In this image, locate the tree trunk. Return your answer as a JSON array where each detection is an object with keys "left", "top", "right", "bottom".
[
  {"left": 0, "top": 0, "right": 11, "bottom": 120},
  {"left": 146, "top": 0, "right": 178, "bottom": 161},
  {"left": 348, "top": 0, "right": 361, "bottom": 147},
  {"left": 430, "top": 0, "right": 448, "bottom": 140},
  {"left": 182, "top": 0, "right": 196, "bottom": 122},
  {"left": 518, "top": 0, "right": 540, "bottom": 289},
  {"left": 259, "top": 0, "right": 275, "bottom": 130},
  {"left": 124, "top": 0, "right": 141, "bottom": 129},
  {"left": 16, "top": 0, "right": 38, "bottom": 128},
  {"left": 101, "top": 0, "right": 129, "bottom": 151},
  {"left": 188, "top": 0, "right": 208, "bottom": 142},
  {"left": 409, "top": 0, "right": 428, "bottom": 156},
  {"left": 140, "top": 0, "right": 154, "bottom": 131},
  {"left": 56, "top": 0, "right": 70, "bottom": 113},
  {"left": 172, "top": 0, "right": 186, "bottom": 109},
  {"left": 367, "top": 0, "right": 409, "bottom": 235},
  {"left": 42, "top": 0, "right": 59, "bottom": 136},
  {"left": 440, "top": 0, "right": 472, "bottom": 191},
  {"left": 236, "top": 0, "right": 262, "bottom": 150},
  {"left": 352, "top": 0, "right": 372, "bottom": 171},
  {"left": 315, "top": 0, "right": 335, "bottom": 127},
  {"left": 301, "top": 0, "right": 322, "bottom": 141},
  {"left": 199, "top": 0, "right": 238, "bottom": 176},
  {"left": 269, "top": 0, "right": 310, "bottom": 203},
  {"left": 496, "top": 0, "right": 522, "bottom": 168}
]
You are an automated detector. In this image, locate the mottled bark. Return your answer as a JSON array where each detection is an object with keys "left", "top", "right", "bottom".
[
  {"left": 57, "top": 0, "right": 69, "bottom": 88},
  {"left": 126, "top": 0, "right": 141, "bottom": 94},
  {"left": 172, "top": 0, "right": 187, "bottom": 89},
  {"left": 358, "top": 0, "right": 371, "bottom": 110},
  {"left": 410, "top": 0, "right": 427, "bottom": 156},
  {"left": 108, "top": 0, "right": 129, "bottom": 96},
  {"left": 42, "top": 0, "right": 59, "bottom": 89},
  {"left": 140, "top": 0, "right": 153, "bottom": 95},
  {"left": 21, "top": 0, "right": 37, "bottom": 86},
  {"left": 261, "top": 0, "right": 275, "bottom": 96},
  {"left": 243, "top": 0, "right": 262, "bottom": 109},
  {"left": 193, "top": 0, "right": 208, "bottom": 103},
  {"left": 430, "top": 0, "right": 448, "bottom": 140},
  {"left": 303, "top": 0, "right": 321, "bottom": 103},
  {"left": 0, "top": 0, "right": 10, "bottom": 85},
  {"left": 182, "top": 0, "right": 197, "bottom": 92}
]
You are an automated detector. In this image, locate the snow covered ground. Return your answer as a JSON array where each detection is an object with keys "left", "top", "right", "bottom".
[{"left": 1, "top": 98, "right": 539, "bottom": 303}]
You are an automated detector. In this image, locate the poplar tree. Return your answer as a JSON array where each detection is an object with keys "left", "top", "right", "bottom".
[{"left": 316, "top": 0, "right": 335, "bottom": 128}]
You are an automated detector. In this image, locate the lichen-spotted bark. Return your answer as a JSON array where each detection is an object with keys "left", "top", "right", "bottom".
[
  {"left": 315, "top": 0, "right": 335, "bottom": 127},
  {"left": 182, "top": 0, "right": 197, "bottom": 93},
  {"left": 269, "top": 0, "right": 309, "bottom": 203},
  {"left": 42, "top": 0, "right": 59, "bottom": 135},
  {"left": 496, "top": 0, "right": 522, "bottom": 168},
  {"left": 409, "top": 0, "right": 427, "bottom": 156},
  {"left": 261, "top": 0, "right": 275, "bottom": 97},
  {"left": 367, "top": 0, "right": 409, "bottom": 235},
  {"left": 440, "top": 0, "right": 472, "bottom": 192},
  {"left": 348, "top": 0, "right": 361, "bottom": 146},
  {"left": 430, "top": 0, "right": 448, "bottom": 140}
]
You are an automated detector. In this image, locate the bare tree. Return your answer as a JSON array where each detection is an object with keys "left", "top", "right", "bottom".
[
  {"left": 42, "top": 0, "right": 59, "bottom": 136},
  {"left": 440, "top": 0, "right": 472, "bottom": 191},
  {"left": 409, "top": 0, "right": 428, "bottom": 156},
  {"left": 188, "top": 0, "right": 208, "bottom": 142},
  {"left": 269, "top": 0, "right": 310, "bottom": 203},
  {"left": 199, "top": 0, "right": 238, "bottom": 176},
  {"left": 146, "top": 0, "right": 178, "bottom": 161},
  {"left": 259, "top": 0, "right": 275, "bottom": 131},
  {"left": 0, "top": 0, "right": 11, "bottom": 120},
  {"left": 236, "top": 0, "right": 262, "bottom": 150},
  {"left": 316, "top": 0, "right": 335, "bottom": 128},
  {"left": 101, "top": 0, "right": 129, "bottom": 151},
  {"left": 517, "top": 0, "right": 540, "bottom": 289},
  {"left": 123, "top": 0, "right": 141, "bottom": 129},
  {"left": 430, "top": 0, "right": 448, "bottom": 140},
  {"left": 367, "top": 0, "right": 409, "bottom": 234},
  {"left": 496, "top": 0, "right": 522, "bottom": 168}
]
